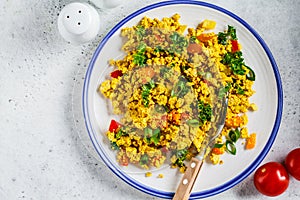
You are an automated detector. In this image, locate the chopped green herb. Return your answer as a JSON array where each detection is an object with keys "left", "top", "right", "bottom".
[
  {"left": 218, "top": 32, "right": 228, "bottom": 45},
  {"left": 236, "top": 86, "right": 245, "bottom": 95},
  {"left": 139, "top": 154, "right": 149, "bottom": 165},
  {"left": 160, "top": 67, "right": 171, "bottom": 78},
  {"left": 189, "top": 36, "right": 198, "bottom": 43},
  {"left": 133, "top": 53, "right": 146, "bottom": 66},
  {"left": 133, "top": 42, "right": 147, "bottom": 66},
  {"left": 171, "top": 78, "right": 190, "bottom": 98},
  {"left": 110, "top": 141, "right": 119, "bottom": 150},
  {"left": 154, "top": 45, "right": 164, "bottom": 53},
  {"left": 136, "top": 25, "right": 146, "bottom": 41},
  {"left": 217, "top": 25, "right": 237, "bottom": 45},
  {"left": 169, "top": 32, "right": 188, "bottom": 54},
  {"left": 151, "top": 128, "right": 161, "bottom": 145},
  {"left": 227, "top": 25, "right": 237, "bottom": 40},
  {"left": 115, "top": 128, "right": 127, "bottom": 139},
  {"left": 141, "top": 80, "right": 155, "bottom": 107},
  {"left": 144, "top": 127, "right": 160, "bottom": 145},
  {"left": 198, "top": 100, "right": 212, "bottom": 124},
  {"left": 221, "top": 51, "right": 246, "bottom": 75},
  {"left": 218, "top": 82, "right": 231, "bottom": 98},
  {"left": 174, "top": 149, "right": 188, "bottom": 167},
  {"left": 136, "top": 42, "right": 146, "bottom": 53}
]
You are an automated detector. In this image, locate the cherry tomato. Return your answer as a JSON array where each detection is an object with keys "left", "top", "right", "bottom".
[
  {"left": 285, "top": 148, "right": 300, "bottom": 180},
  {"left": 254, "top": 162, "right": 289, "bottom": 197}
]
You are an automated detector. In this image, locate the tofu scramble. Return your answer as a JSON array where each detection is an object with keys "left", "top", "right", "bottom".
[{"left": 99, "top": 14, "right": 257, "bottom": 172}]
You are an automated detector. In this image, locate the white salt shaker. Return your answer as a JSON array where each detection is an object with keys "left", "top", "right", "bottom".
[{"left": 57, "top": 2, "right": 100, "bottom": 44}]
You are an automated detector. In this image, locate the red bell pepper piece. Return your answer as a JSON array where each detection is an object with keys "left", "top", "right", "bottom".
[
  {"left": 231, "top": 40, "right": 239, "bottom": 53},
  {"left": 110, "top": 70, "right": 123, "bottom": 78},
  {"left": 109, "top": 119, "right": 120, "bottom": 133}
]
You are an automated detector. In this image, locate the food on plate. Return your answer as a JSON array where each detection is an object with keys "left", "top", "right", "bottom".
[
  {"left": 99, "top": 14, "right": 257, "bottom": 171},
  {"left": 157, "top": 174, "right": 164, "bottom": 178},
  {"left": 285, "top": 148, "right": 300, "bottom": 180},
  {"left": 145, "top": 172, "right": 152, "bottom": 177},
  {"left": 254, "top": 162, "right": 289, "bottom": 196}
]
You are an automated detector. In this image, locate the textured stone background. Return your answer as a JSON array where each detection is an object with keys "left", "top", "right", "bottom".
[{"left": 0, "top": 0, "right": 299, "bottom": 199}]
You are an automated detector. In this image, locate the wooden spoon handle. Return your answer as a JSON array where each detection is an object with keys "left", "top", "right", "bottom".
[{"left": 173, "top": 157, "right": 203, "bottom": 200}]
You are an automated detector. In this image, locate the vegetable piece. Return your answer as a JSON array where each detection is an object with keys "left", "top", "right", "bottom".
[
  {"left": 140, "top": 154, "right": 149, "bottom": 166},
  {"left": 214, "top": 143, "right": 224, "bottom": 148},
  {"left": 225, "top": 140, "right": 236, "bottom": 155},
  {"left": 218, "top": 32, "right": 228, "bottom": 45},
  {"left": 212, "top": 147, "right": 225, "bottom": 155},
  {"left": 115, "top": 128, "right": 127, "bottom": 139},
  {"left": 198, "top": 100, "right": 212, "bottom": 124},
  {"left": 199, "top": 19, "right": 216, "bottom": 30},
  {"left": 171, "top": 79, "right": 190, "bottom": 97},
  {"left": 189, "top": 36, "right": 198, "bottom": 43},
  {"left": 228, "top": 129, "right": 241, "bottom": 143},
  {"left": 217, "top": 25, "right": 237, "bottom": 44},
  {"left": 136, "top": 25, "right": 145, "bottom": 40},
  {"left": 236, "top": 86, "right": 245, "bottom": 95},
  {"left": 151, "top": 128, "right": 161, "bottom": 145},
  {"left": 109, "top": 119, "right": 120, "bottom": 133},
  {"left": 110, "top": 142, "right": 119, "bottom": 150},
  {"left": 197, "top": 34, "right": 214, "bottom": 42},
  {"left": 231, "top": 40, "right": 240, "bottom": 53},
  {"left": 227, "top": 25, "right": 237, "bottom": 40},
  {"left": 186, "top": 119, "right": 200, "bottom": 128},
  {"left": 225, "top": 115, "right": 242, "bottom": 128},
  {"left": 187, "top": 43, "right": 202, "bottom": 54},
  {"left": 285, "top": 148, "right": 300, "bottom": 181},
  {"left": 110, "top": 70, "right": 123, "bottom": 78},
  {"left": 133, "top": 53, "right": 146, "bottom": 66},
  {"left": 144, "top": 127, "right": 160, "bottom": 145},
  {"left": 133, "top": 42, "right": 147, "bottom": 66},
  {"left": 154, "top": 45, "right": 164, "bottom": 53},
  {"left": 221, "top": 51, "right": 246, "bottom": 75},
  {"left": 245, "top": 133, "right": 256, "bottom": 149},
  {"left": 174, "top": 149, "right": 188, "bottom": 167},
  {"left": 246, "top": 66, "right": 256, "bottom": 81},
  {"left": 254, "top": 162, "right": 289, "bottom": 196},
  {"left": 169, "top": 32, "right": 188, "bottom": 54},
  {"left": 218, "top": 82, "right": 231, "bottom": 98},
  {"left": 141, "top": 79, "right": 155, "bottom": 107},
  {"left": 171, "top": 111, "right": 181, "bottom": 125}
]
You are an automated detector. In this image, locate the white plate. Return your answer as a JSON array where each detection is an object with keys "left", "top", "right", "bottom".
[{"left": 82, "top": 1, "right": 283, "bottom": 199}]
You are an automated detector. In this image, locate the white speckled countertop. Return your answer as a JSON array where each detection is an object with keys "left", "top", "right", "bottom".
[{"left": 0, "top": 0, "right": 299, "bottom": 199}]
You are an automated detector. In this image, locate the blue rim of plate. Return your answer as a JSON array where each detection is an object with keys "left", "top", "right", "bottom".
[{"left": 82, "top": 0, "right": 283, "bottom": 199}]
